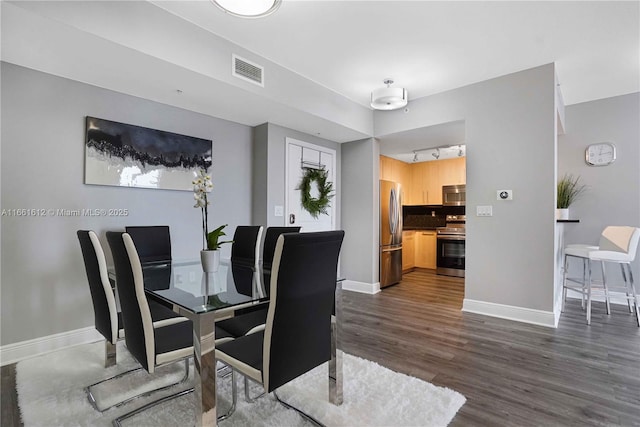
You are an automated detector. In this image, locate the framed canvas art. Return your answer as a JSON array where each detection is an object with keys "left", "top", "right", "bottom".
[{"left": 84, "top": 116, "right": 212, "bottom": 191}]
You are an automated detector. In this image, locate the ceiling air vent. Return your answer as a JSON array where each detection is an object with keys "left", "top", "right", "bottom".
[{"left": 232, "top": 54, "right": 264, "bottom": 87}]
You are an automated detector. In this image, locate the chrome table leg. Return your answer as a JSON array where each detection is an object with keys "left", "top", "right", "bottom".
[
  {"left": 105, "top": 340, "right": 116, "bottom": 368},
  {"left": 329, "top": 280, "right": 343, "bottom": 405},
  {"left": 190, "top": 311, "right": 217, "bottom": 426}
]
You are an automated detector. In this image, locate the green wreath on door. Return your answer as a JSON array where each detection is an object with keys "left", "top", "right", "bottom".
[{"left": 298, "top": 168, "right": 334, "bottom": 218}]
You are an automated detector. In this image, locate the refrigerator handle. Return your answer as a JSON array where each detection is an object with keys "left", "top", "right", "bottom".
[{"left": 389, "top": 188, "right": 397, "bottom": 235}]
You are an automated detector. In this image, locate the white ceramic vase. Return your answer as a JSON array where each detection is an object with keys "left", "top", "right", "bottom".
[
  {"left": 200, "top": 249, "right": 220, "bottom": 273},
  {"left": 556, "top": 208, "right": 570, "bottom": 220}
]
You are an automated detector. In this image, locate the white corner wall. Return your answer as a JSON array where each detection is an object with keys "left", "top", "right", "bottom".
[
  {"left": 340, "top": 138, "right": 379, "bottom": 292},
  {"left": 375, "top": 64, "right": 558, "bottom": 325}
]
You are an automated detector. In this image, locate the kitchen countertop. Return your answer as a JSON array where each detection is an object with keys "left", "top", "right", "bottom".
[{"left": 403, "top": 227, "right": 438, "bottom": 231}]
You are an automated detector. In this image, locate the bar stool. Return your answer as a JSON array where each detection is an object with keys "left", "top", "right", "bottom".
[{"left": 561, "top": 226, "right": 640, "bottom": 326}]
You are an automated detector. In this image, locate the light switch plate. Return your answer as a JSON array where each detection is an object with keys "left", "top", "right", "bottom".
[
  {"left": 274, "top": 205, "right": 284, "bottom": 217},
  {"left": 497, "top": 190, "right": 513, "bottom": 200},
  {"left": 477, "top": 205, "right": 493, "bottom": 216}
]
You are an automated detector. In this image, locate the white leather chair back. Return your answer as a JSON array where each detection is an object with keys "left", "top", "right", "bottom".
[{"left": 599, "top": 226, "right": 640, "bottom": 259}]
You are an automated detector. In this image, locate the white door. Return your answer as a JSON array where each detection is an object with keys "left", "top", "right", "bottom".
[{"left": 285, "top": 138, "right": 336, "bottom": 232}]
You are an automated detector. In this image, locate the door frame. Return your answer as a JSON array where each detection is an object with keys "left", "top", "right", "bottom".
[{"left": 284, "top": 137, "right": 337, "bottom": 230}]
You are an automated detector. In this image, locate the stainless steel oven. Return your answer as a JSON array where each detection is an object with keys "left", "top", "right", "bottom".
[{"left": 436, "top": 215, "right": 465, "bottom": 277}]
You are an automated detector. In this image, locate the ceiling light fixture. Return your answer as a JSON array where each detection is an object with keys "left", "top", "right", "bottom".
[
  {"left": 371, "top": 79, "right": 408, "bottom": 111},
  {"left": 412, "top": 152, "right": 419, "bottom": 162},
  {"left": 211, "top": 0, "right": 282, "bottom": 18},
  {"left": 432, "top": 148, "right": 440, "bottom": 160}
]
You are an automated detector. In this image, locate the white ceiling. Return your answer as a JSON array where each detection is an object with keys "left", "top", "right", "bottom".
[
  {"left": 154, "top": 0, "right": 639, "bottom": 107},
  {"left": 378, "top": 120, "right": 466, "bottom": 163},
  {"left": 3, "top": 1, "right": 638, "bottom": 146}
]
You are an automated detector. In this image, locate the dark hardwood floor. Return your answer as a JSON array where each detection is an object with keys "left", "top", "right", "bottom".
[
  {"left": 342, "top": 269, "right": 640, "bottom": 427},
  {"left": 3, "top": 268, "right": 639, "bottom": 426}
]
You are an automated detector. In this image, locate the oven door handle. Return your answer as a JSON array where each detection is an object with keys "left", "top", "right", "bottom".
[{"left": 437, "top": 235, "right": 466, "bottom": 241}]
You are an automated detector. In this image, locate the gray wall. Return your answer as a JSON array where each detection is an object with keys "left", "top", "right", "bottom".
[
  {"left": 341, "top": 138, "right": 379, "bottom": 284},
  {"left": 1, "top": 62, "right": 253, "bottom": 345},
  {"left": 251, "top": 122, "right": 341, "bottom": 228},
  {"left": 375, "top": 64, "right": 557, "bottom": 313},
  {"left": 252, "top": 124, "right": 269, "bottom": 227},
  {"left": 558, "top": 93, "right": 640, "bottom": 282}
]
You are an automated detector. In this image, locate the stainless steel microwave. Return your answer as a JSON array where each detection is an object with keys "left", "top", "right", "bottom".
[{"left": 442, "top": 185, "right": 466, "bottom": 206}]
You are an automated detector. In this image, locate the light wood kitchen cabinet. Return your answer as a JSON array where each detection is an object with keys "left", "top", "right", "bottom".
[
  {"left": 402, "top": 231, "right": 415, "bottom": 271},
  {"left": 398, "top": 162, "right": 412, "bottom": 205},
  {"left": 415, "top": 230, "right": 437, "bottom": 269},
  {"left": 379, "top": 155, "right": 393, "bottom": 181},
  {"left": 407, "top": 157, "right": 466, "bottom": 205},
  {"left": 409, "top": 162, "right": 429, "bottom": 204},
  {"left": 438, "top": 157, "right": 466, "bottom": 187},
  {"left": 380, "top": 155, "right": 411, "bottom": 204}
]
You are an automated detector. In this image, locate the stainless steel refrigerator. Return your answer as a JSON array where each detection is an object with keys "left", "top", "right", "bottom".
[{"left": 380, "top": 180, "right": 402, "bottom": 288}]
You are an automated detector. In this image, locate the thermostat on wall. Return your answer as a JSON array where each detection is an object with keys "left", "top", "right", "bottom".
[{"left": 497, "top": 190, "right": 513, "bottom": 200}]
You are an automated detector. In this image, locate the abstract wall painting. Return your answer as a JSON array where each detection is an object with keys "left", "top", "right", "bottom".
[{"left": 84, "top": 116, "right": 212, "bottom": 191}]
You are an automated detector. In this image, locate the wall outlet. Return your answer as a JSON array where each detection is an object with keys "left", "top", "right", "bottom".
[
  {"left": 477, "top": 205, "right": 493, "bottom": 216},
  {"left": 274, "top": 205, "right": 284, "bottom": 217},
  {"left": 497, "top": 190, "right": 513, "bottom": 200}
]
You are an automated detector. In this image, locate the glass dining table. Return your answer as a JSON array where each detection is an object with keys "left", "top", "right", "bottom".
[{"left": 109, "top": 257, "right": 344, "bottom": 426}]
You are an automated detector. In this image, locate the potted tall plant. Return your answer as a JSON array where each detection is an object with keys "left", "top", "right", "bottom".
[
  {"left": 193, "top": 170, "right": 232, "bottom": 272},
  {"left": 557, "top": 174, "right": 586, "bottom": 220}
]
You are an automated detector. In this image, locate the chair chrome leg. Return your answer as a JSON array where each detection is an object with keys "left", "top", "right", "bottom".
[
  {"left": 274, "top": 390, "right": 326, "bottom": 427},
  {"left": 627, "top": 264, "right": 640, "bottom": 326},
  {"left": 86, "top": 366, "right": 144, "bottom": 412},
  {"left": 112, "top": 388, "right": 194, "bottom": 427},
  {"left": 244, "top": 376, "right": 266, "bottom": 402},
  {"left": 586, "top": 261, "right": 593, "bottom": 325},
  {"left": 621, "top": 264, "right": 633, "bottom": 313},
  {"left": 581, "top": 258, "right": 587, "bottom": 309},
  {"left": 217, "top": 364, "right": 233, "bottom": 378},
  {"left": 86, "top": 358, "right": 190, "bottom": 412},
  {"left": 602, "top": 261, "right": 611, "bottom": 315},
  {"left": 217, "top": 369, "right": 237, "bottom": 421},
  {"left": 561, "top": 254, "right": 569, "bottom": 312},
  {"left": 105, "top": 340, "right": 116, "bottom": 368}
]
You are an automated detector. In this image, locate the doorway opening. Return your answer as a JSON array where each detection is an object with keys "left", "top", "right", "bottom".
[{"left": 378, "top": 119, "right": 467, "bottom": 301}]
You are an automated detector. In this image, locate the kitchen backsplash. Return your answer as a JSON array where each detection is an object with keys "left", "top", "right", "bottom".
[
  {"left": 404, "top": 214, "right": 446, "bottom": 229},
  {"left": 403, "top": 205, "right": 465, "bottom": 229}
]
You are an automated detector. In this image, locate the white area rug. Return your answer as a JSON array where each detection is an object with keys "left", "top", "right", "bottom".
[{"left": 17, "top": 341, "right": 465, "bottom": 426}]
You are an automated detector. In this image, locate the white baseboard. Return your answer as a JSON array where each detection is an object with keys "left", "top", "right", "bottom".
[
  {"left": 1, "top": 327, "right": 102, "bottom": 366},
  {"left": 342, "top": 280, "right": 380, "bottom": 294},
  {"left": 462, "top": 298, "right": 557, "bottom": 328}
]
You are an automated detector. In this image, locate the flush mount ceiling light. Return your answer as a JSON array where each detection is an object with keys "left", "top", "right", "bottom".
[
  {"left": 211, "top": 0, "right": 282, "bottom": 18},
  {"left": 371, "top": 79, "right": 408, "bottom": 111}
]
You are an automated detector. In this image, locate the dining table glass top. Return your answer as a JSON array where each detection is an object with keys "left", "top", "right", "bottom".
[{"left": 109, "top": 258, "right": 268, "bottom": 315}]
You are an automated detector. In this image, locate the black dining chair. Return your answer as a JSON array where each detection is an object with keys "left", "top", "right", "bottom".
[
  {"left": 92, "top": 231, "right": 194, "bottom": 419},
  {"left": 215, "top": 230, "right": 344, "bottom": 419},
  {"left": 216, "top": 226, "right": 301, "bottom": 338},
  {"left": 125, "top": 225, "right": 172, "bottom": 263},
  {"left": 77, "top": 230, "right": 181, "bottom": 370},
  {"left": 230, "top": 225, "right": 263, "bottom": 297}
]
